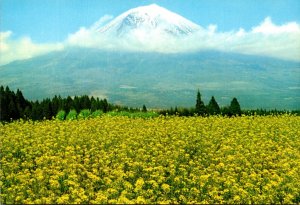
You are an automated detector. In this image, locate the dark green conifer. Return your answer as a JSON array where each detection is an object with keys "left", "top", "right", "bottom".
[
  {"left": 142, "top": 104, "right": 147, "bottom": 112},
  {"left": 229, "top": 97, "right": 241, "bottom": 116},
  {"left": 208, "top": 96, "right": 220, "bottom": 115},
  {"left": 195, "top": 90, "right": 206, "bottom": 116}
]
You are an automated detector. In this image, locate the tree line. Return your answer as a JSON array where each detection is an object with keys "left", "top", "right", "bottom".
[
  {"left": 159, "top": 90, "right": 300, "bottom": 116},
  {"left": 0, "top": 86, "right": 299, "bottom": 122},
  {"left": 0, "top": 86, "right": 113, "bottom": 121},
  {"left": 159, "top": 90, "right": 242, "bottom": 117}
]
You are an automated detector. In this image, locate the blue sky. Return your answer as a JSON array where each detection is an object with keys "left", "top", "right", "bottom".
[{"left": 2, "top": 0, "right": 300, "bottom": 43}]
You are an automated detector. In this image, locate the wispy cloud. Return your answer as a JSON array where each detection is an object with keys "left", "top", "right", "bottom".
[
  {"left": 0, "top": 31, "right": 63, "bottom": 65},
  {"left": 226, "top": 17, "right": 300, "bottom": 60},
  {"left": 1, "top": 16, "right": 300, "bottom": 66},
  {"left": 252, "top": 17, "right": 300, "bottom": 34}
]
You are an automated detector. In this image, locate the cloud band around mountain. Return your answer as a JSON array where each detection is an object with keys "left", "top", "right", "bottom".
[
  {"left": 67, "top": 16, "right": 300, "bottom": 61},
  {"left": 1, "top": 16, "right": 300, "bottom": 65}
]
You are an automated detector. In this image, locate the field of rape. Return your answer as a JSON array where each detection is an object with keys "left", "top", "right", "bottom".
[{"left": 1, "top": 115, "right": 300, "bottom": 204}]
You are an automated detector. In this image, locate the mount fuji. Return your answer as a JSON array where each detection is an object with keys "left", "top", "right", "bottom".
[
  {"left": 0, "top": 4, "right": 299, "bottom": 110},
  {"left": 97, "top": 4, "right": 201, "bottom": 37}
]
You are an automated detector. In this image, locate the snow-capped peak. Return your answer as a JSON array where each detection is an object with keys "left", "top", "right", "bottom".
[{"left": 97, "top": 4, "right": 202, "bottom": 37}]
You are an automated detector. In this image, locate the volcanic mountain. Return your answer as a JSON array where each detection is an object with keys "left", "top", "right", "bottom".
[
  {"left": 0, "top": 4, "right": 299, "bottom": 110},
  {"left": 97, "top": 4, "right": 201, "bottom": 37}
]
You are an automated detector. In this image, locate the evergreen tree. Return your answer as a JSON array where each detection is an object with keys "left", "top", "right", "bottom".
[
  {"left": 73, "top": 96, "right": 81, "bottom": 113},
  {"left": 41, "top": 98, "right": 52, "bottom": 119},
  {"left": 95, "top": 97, "right": 102, "bottom": 111},
  {"left": 23, "top": 106, "right": 32, "bottom": 119},
  {"left": 57, "top": 95, "right": 64, "bottom": 111},
  {"left": 169, "top": 107, "right": 174, "bottom": 115},
  {"left": 65, "top": 96, "right": 73, "bottom": 113},
  {"left": 195, "top": 90, "right": 206, "bottom": 116},
  {"left": 8, "top": 100, "right": 18, "bottom": 120},
  {"left": 208, "top": 96, "right": 220, "bottom": 115},
  {"left": 5, "top": 86, "right": 10, "bottom": 94},
  {"left": 15, "top": 89, "right": 27, "bottom": 116},
  {"left": 102, "top": 99, "right": 109, "bottom": 113},
  {"left": 82, "top": 95, "right": 91, "bottom": 109},
  {"left": 90, "top": 97, "right": 97, "bottom": 112},
  {"left": 0, "top": 86, "right": 8, "bottom": 121},
  {"left": 31, "top": 101, "right": 42, "bottom": 120},
  {"left": 51, "top": 95, "right": 60, "bottom": 116},
  {"left": 229, "top": 97, "right": 241, "bottom": 116},
  {"left": 181, "top": 108, "right": 190, "bottom": 116},
  {"left": 174, "top": 106, "right": 178, "bottom": 115},
  {"left": 142, "top": 104, "right": 147, "bottom": 112},
  {"left": 221, "top": 106, "right": 230, "bottom": 116}
]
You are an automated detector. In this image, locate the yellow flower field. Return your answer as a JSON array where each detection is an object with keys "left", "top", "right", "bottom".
[{"left": 1, "top": 115, "right": 300, "bottom": 204}]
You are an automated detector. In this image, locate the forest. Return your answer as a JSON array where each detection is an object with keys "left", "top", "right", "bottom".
[{"left": 0, "top": 85, "right": 299, "bottom": 122}]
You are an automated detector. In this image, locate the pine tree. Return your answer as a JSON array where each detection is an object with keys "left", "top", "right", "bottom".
[
  {"left": 82, "top": 95, "right": 91, "bottom": 109},
  {"left": 51, "top": 95, "right": 60, "bottom": 116},
  {"left": 56, "top": 95, "right": 63, "bottom": 111},
  {"left": 208, "top": 96, "right": 220, "bottom": 115},
  {"left": 66, "top": 96, "right": 73, "bottom": 113},
  {"left": 31, "top": 101, "right": 42, "bottom": 120},
  {"left": 229, "top": 97, "right": 241, "bottom": 116},
  {"left": 0, "top": 86, "right": 8, "bottom": 121},
  {"left": 23, "top": 106, "right": 32, "bottom": 119},
  {"left": 8, "top": 99, "right": 18, "bottom": 120},
  {"left": 174, "top": 106, "right": 178, "bottom": 115},
  {"left": 15, "top": 89, "right": 27, "bottom": 116},
  {"left": 73, "top": 96, "right": 81, "bottom": 113},
  {"left": 142, "top": 104, "right": 147, "bottom": 112},
  {"left": 195, "top": 90, "right": 206, "bottom": 116},
  {"left": 102, "top": 99, "right": 109, "bottom": 113},
  {"left": 41, "top": 99, "right": 52, "bottom": 119},
  {"left": 91, "top": 97, "right": 97, "bottom": 112}
]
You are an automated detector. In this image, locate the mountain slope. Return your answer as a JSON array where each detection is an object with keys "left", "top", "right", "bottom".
[{"left": 0, "top": 48, "right": 299, "bottom": 110}]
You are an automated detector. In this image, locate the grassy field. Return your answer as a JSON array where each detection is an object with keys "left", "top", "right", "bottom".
[{"left": 1, "top": 115, "right": 300, "bottom": 204}]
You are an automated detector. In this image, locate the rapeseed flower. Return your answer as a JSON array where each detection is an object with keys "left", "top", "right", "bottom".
[{"left": 0, "top": 115, "right": 299, "bottom": 204}]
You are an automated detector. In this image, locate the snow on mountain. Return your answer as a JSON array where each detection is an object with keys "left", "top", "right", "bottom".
[{"left": 96, "top": 4, "right": 202, "bottom": 38}]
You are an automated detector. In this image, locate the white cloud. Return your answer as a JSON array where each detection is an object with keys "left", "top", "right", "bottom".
[
  {"left": 0, "top": 31, "right": 12, "bottom": 52},
  {"left": 207, "top": 24, "right": 218, "bottom": 34},
  {"left": 252, "top": 17, "right": 300, "bottom": 34},
  {"left": 0, "top": 31, "right": 64, "bottom": 65},
  {"left": 66, "top": 16, "right": 300, "bottom": 61},
  {"left": 221, "top": 17, "right": 300, "bottom": 60},
  {"left": 1, "top": 16, "right": 300, "bottom": 66}
]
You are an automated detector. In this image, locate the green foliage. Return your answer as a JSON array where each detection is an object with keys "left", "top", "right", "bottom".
[
  {"left": 91, "top": 110, "right": 104, "bottom": 118},
  {"left": 107, "top": 111, "right": 159, "bottom": 118},
  {"left": 56, "top": 110, "right": 66, "bottom": 121},
  {"left": 78, "top": 109, "right": 91, "bottom": 120},
  {"left": 131, "top": 111, "right": 159, "bottom": 118},
  {"left": 66, "top": 110, "right": 77, "bottom": 120}
]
